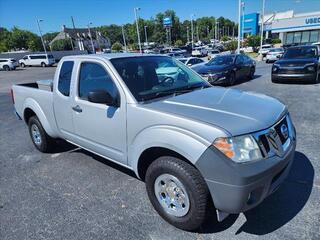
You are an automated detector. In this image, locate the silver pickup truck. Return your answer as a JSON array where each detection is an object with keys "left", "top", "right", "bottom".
[{"left": 12, "top": 53, "right": 296, "bottom": 231}]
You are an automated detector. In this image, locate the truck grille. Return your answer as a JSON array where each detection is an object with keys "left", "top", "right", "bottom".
[{"left": 254, "top": 114, "right": 294, "bottom": 158}]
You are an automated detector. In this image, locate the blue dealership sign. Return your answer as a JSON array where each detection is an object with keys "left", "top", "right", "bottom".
[
  {"left": 305, "top": 17, "right": 320, "bottom": 25},
  {"left": 163, "top": 17, "right": 172, "bottom": 27}
]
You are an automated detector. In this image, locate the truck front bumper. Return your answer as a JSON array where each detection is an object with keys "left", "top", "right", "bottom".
[{"left": 196, "top": 139, "right": 296, "bottom": 214}]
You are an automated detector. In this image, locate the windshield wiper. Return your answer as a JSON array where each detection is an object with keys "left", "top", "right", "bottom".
[{"left": 140, "top": 83, "right": 211, "bottom": 102}]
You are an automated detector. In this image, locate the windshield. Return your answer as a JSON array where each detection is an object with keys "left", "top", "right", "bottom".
[
  {"left": 283, "top": 47, "right": 317, "bottom": 59},
  {"left": 269, "top": 48, "right": 283, "bottom": 53},
  {"left": 110, "top": 56, "right": 209, "bottom": 102},
  {"left": 207, "top": 55, "right": 235, "bottom": 65}
]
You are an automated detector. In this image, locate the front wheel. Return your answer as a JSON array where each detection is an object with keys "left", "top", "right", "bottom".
[
  {"left": 145, "top": 156, "right": 212, "bottom": 231},
  {"left": 20, "top": 63, "right": 25, "bottom": 68},
  {"left": 3, "top": 65, "right": 10, "bottom": 71},
  {"left": 28, "top": 116, "right": 55, "bottom": 153},
  {"left": 248, "top": 67, "right": 255, "bottom": 79},
  {"left": 228, "top": 72, "right": 236, "bottom": 86}
]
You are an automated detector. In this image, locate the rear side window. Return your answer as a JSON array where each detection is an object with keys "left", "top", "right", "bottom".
[
  {"left": 58, "top": 61, "right": 74, "bottom": 96},
  {"left": 78, "top": 62, "right": 118, "bottom": 101}
]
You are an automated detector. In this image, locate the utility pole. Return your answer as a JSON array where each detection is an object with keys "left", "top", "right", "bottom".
[
  {"left": 134, "top": 7, "right": 142, "bottom": 53},
  {"left": 207, "top": 26, "right": 209, "bottom": 38},
  {"left": 258, "top": 0, "right": 266, "bottom": 60},
  {"left": 190, "top": 14, "right": 195, "bottom": 49},
  {"left": 196, "top": 26, "right": 199, "bottom": 42},
  {"left": 121, "top": 25, "right": 127, "bottom": 51},
  {"left": 237, "top": 0, "right": 241, "bottom": 53},
  {"left": 87, "top": 22, "right": 95, "bottom": 53},
  {"left": 144, "top": 25, "right": 148, "bottom": 46},
  {"left": 215, "top": 21, "right": 218, "bottom": 40},
  {"left": 37, "top": 19, "right": 47, "bottom": 54}
]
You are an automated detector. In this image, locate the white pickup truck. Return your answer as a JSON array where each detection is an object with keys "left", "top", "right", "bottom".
[{"left": 12, "top": 53, "right": 296, "bottom": 231}]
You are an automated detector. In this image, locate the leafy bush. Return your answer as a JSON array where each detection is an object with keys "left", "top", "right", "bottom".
[
  {"left": 174, "top": 39, "right": 183, "bottom": 47},
  {"left": 111, "top": 42, "right": 123, "bottom": 52},
  {"left": 272, "top": 38, "right": 281, "bottom": 44},
  {"left": 51, "top": 39, "right": 72, "bottom": 51},
  {"left": 224, "top": 40, "right": 237, "bottom": 51}
]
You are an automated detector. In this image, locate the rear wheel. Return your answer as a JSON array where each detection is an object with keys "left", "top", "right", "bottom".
[
  {"left": 145, "top": 156, "right": 212, "bottom": 231},
  {"left": 28, "top": 116, "right": 55, "bottom": 153},
  {"left": 3, "top": 65, "right": 10, "bottom": 71},
  {"left": 41, "top": 62, "right": 46, "bottom": 67},
  {"left": 228, "top": 72, "right": 236, "bottom": 86},
  {"left": 248, "top": 67, "right": 255, "bottom": 79}
]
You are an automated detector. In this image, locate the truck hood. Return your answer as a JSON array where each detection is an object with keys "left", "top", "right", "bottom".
[{"left": 144, "top": 87, "right": 286, "bottom": 136}]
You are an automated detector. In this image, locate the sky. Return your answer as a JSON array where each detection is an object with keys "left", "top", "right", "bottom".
[{"left": 0, "top": 0, "right": 319, "bottom": 34}]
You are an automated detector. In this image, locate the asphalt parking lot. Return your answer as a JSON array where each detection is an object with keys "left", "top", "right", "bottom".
[{"left": 0, "top": 64, "right": 319, "bottom": 240}]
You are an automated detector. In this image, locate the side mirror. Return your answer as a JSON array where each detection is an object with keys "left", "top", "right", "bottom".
[{"left": 88, "top": 90, "right": 119, "bottom": 107}]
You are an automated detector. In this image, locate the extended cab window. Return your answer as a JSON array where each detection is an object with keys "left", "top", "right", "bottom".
[
  {"left": 78, "top": 62, "right": 118, "bottom": 101},
  {"left": 58, "top": 61, "right": 74, "bottom": 96}
]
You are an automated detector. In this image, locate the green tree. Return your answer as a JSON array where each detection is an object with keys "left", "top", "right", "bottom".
[
  {"left": 51, "top": 39, "right": 72, "bottom": 51},
  {"left": 272, "top": 38, "right": 281, "bottom": 44},
  {"left": 246, "top": 35, "right": 261, "bottom": 51},
  {"left": 111, "top": 42, "right": 123, "bottom": 52}
]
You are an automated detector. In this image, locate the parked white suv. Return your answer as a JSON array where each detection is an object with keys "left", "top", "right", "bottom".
[
  {"left": 19, "top": 54, "right": 55, "bottom": 67},
  {"left": 0, "top": 58, "right": 18, "bottom": 71},
  {"left": 192, "top": 47, "right": 208, "bottom": 57}
]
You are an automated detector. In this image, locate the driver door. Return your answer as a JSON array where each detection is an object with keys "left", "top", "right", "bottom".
[{"left": 71, "top": 60, "right": 127, "bottom": 165}]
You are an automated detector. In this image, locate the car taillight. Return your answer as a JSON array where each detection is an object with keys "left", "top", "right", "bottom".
[{"left": 11, "top": 88, "right": 15, "bottom": 104}]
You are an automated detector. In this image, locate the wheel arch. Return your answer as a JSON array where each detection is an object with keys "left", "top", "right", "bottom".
[
  {"left": 23, "top": 98, "right": 57, "bottom": 137},
  {"left": 130, "top": 126, "right": 211, "bottom": 180}
]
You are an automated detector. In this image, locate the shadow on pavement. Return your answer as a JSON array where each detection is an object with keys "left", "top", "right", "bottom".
[{"left": 199, "top": 151, "right": 313, "bottom": 235}]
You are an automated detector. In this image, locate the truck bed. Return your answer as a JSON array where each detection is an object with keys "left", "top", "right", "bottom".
[{"left": 12, "top": 81, "right": 59, "bottom": 137}]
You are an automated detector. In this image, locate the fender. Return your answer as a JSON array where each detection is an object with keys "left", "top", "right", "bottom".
[
  {"left": 23, "top": 98, "right": 58, "bottom": 138},
  {"left": 129, "top": 125, "right": 212, "bottom": 177}
]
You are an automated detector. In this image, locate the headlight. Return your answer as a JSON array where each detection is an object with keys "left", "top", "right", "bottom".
[
  {"left": 272, "top": 67, "right": 278, "bottom": 72},
  {"left": 213, "top": 135, "right": 262, "bottom": 163},
  {"left": 307, "top": 66, "right": 315, "bottom": 72}
]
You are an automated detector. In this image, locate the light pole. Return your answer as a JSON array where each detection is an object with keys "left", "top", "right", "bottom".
[
  {"left": 215, "top": 21, "right": 218, "bottom": 40},
  {"left": 242, "top": 1, "right": 245, "bottom": 45},
  {"left": 207, "top": 26, "right": 209, "bottom": 38},
  {"left": 134, "top": 7, "right": 142, "bottom": 53},
  {"left": 144, "top": 25, "right": 148, "bottom": 46},
  {"left": 237, "top": 0, "right": 241, "bottom": 53},
  {"left": 87, "top": 22, "right": 95, "bottom": 53},
  {"left": 258, "top": 0, "right": 266, "bottom": 61},
  {"left": 190, "top": 14, "right": 195, "bottom": 49},
  {"left": 121, "top": 25, "right": 127, "bottom": 51},
  {"left": 37, "top": 19, "right": 47, "bottom": 54},
  {"left": 187, "top": 26, "right": 189, "bottom": 43}
]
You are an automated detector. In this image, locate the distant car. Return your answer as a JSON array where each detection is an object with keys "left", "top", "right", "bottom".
[
  {"left": 192, "top": 47, "right": 208, "bottom": 57},
  {"left": 207, "top": 49, "right": 220, "bottom": 60},
  {"left": 0, "top": 58, "right": 18, "bottom": 71},
  {"left": 192, "top": 54, "right": 256, "bottom": 85},
  {"left": 259, "top": 44, "right": 273, "bottom": 57},
  {"left": 266, "top": 48, "right": 284, "bottom": 63},
  {"left": 166, "top": 52, "right": 185, "bottom": 58},
  {"left": 272, "top": 45, "right": 320, "bottom": 84},
  {"left": 19, "top": 54, "right": 55, "bottom": 67},
  {"left": 178, "top": 57, "right": 204, "bottom": 66}
]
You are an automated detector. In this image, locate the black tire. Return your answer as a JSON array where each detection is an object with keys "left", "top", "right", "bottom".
[
  {"left": 228, "top": 72, "right": 236, "bottom": 86},
  {"left": 266, "top": 59, "right": 269, "bottom": 63},
  {"left": 28, "top": 116, "right": 55, "bottom": 153},
  {"left": 41, "top": 62, "right": 46, "bottom": 67},
  {"left": 271, "top": 76, "right": 279, "bottom": 83},
  {"left": 20, "top": 63, "right": 25, "bottom": 68},
  {"left": 145, "top": 156, "right": 212, "bottom": 231},
  {"left": 248, "top": 67, "right": 255, "bottom": 79},
  {"left": 3, "top": 65, "right": 10, "bottom": 71}
]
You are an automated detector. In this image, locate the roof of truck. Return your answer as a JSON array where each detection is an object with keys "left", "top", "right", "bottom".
[{"left": 62, "top": 53, "right": 164, "bottom": 61}]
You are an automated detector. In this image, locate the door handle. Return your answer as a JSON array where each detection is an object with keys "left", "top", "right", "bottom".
[{"left": 72, "top": 105, "right": 82, "bottom": 113}]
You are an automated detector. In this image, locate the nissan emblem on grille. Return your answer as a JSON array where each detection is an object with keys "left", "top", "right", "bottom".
[
  {"left": 267, "top": 128, "right": 284, "bottom": 156},
  {"left": 280, "top": 124, "right": 289, "bottom": 139}
]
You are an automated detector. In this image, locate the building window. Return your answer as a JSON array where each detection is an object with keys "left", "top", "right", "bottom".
[
  {"left": 285, "top": 32, "right": 294, "bottom": 44},
  {"left": 301, "top": 31, "right": 310, "bottom": 43},
  {"left": 293, "top": 32, "right": 302, "bottom": 44},
  {"left": 310, "top": 31, "right": 319, "bottom": 43}
]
